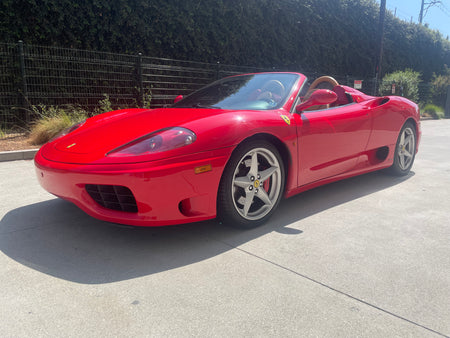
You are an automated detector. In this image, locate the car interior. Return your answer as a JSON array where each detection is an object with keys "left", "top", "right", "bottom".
[{"left": 297, "top": 76, "right": 354, "bottom": 111}]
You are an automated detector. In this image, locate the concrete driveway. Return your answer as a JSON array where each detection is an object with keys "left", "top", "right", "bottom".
[{"left": 1, "top": 120, "right": 449, "bottom": 337}]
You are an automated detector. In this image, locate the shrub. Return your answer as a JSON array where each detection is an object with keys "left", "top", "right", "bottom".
[
  {"left": 422, "top": 103, "right": 444, "bottom": 119},
  {"left": 96, "top": 94, "right": 113, "bottom": 114},
  {"left": 431, "top": 66, "right": 450, "bottom": 108},
  {"left": 379, "top": 69, "right": 421, "bottom": 102},
  {"left": 143, "top": 89, "right": 152, "bottom": 109}
]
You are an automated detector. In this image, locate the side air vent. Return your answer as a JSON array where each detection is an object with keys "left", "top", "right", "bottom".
[
  {"left": 85, "top": 184, "right": 138, "bottom": 213},
  {"left": 365, "top": 97, "right": 390, "bottom": 108},
  {"left": 376, "top": 146, "right": 389, "bottom": 161}
]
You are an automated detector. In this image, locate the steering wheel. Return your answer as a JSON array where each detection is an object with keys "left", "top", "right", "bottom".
[
  {"left": 302, "top": 76, "right": 339, "bottom": 111},
  {"left": 304, "top": 76, "right": 339, "bottom": 98},
  {"left": 257, "top": 80, "right": 286, "bottom": 104}
]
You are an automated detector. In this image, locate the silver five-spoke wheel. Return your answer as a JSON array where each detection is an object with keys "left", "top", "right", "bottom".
[
  {"left": 397, "top": 126, "right": 415, "bottom": 171},
  {"left": 218, "top": 140, "right": 285, "bottom": 229},
  {"left": 386, "top": 121, "right": 417, "bottom": 176},
  {"left": 232, "top": 147, "right": 282, "bottom": 220}
]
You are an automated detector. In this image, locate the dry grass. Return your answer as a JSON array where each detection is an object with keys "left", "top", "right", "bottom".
[
  {"left": 3, "top": 97, "right": 112, "bottom": 147},
  {"left": 29, "top": 114, "right": 74, "bottom": 145},
  {"left": 28, "top": 105, "right": 89, "bottom": 145}
]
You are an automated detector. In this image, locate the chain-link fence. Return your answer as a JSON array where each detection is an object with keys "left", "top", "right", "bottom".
[{"left": 2, "top": 41, "right": 417, "bottom": 133}]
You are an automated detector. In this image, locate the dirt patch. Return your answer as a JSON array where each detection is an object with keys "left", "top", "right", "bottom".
[{"left": 0, "top": 134, "right": 39, "bottom": 152}]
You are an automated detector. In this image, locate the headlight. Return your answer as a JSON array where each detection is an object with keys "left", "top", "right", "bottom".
[{"left": 107, "top": 127, "right": 196, "bottom": 157}]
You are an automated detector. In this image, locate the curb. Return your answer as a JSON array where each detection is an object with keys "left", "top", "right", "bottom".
[{"left": 0, "top": 149, "right": 39, "bottom": 162}]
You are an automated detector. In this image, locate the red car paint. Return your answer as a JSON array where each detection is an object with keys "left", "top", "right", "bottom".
[{"left": 35, "top": 72, "right": 420, "bottom": 226}]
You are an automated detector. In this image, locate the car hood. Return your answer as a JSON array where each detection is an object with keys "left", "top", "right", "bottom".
[{"left": 41, "top": 107, "right": 227, "bottom": 164}]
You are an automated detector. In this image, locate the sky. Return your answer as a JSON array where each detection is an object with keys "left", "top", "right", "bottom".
[{"left": 377, "top": 0, "right": 450, "bottom": 38}]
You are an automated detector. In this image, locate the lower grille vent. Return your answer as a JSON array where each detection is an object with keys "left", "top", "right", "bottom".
[{"left": 85, "top": 184, "right": 138, "bottom": 213}]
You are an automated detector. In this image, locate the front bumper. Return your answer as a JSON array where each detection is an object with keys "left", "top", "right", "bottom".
[{"left": 34, "top": 147, "right": 232, "bottom": 226}]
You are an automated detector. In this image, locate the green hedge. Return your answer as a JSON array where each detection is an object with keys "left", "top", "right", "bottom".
[{"left": 1, "top": 0, "right": 449, "bottom": 80}]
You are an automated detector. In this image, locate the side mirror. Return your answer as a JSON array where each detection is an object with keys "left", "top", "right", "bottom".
[
  {"left": 174, "top": 95, "right": 183, "bottom": 104},
  {"left": 295, "top": 89, "right": 338, "bottom": 112}
]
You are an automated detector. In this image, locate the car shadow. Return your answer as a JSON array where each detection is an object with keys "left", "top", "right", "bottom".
[{"left": 0, "top": 171, "right": 413, "bottom": 284}]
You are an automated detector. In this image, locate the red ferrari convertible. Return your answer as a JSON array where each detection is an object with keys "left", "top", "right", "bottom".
[{"left": 35, "top": 72, "right": 420, "bottom": 228}]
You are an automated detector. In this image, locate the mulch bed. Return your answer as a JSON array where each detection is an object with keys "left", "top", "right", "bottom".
[{"left": 0, "top": 133, "right": 38, "bottom": 152}]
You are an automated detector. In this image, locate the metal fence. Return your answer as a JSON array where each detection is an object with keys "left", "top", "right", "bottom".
[
  {"left": 1, "top": 41, "right": 396, "bottom": 132},
  {"left": 0, "top": 41, "right": 271, "bottom": 130}
]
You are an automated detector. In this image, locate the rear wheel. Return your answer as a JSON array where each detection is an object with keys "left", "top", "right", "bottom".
[
  {"left": 386, "top": 121, "right": 416, "bottom": 176},
  {"left": 218, "top": 140, "right": 285, "bottom": 229}
]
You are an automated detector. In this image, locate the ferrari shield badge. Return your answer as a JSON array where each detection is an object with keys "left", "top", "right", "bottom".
[{"left": 280, "top": 115, "right": 290, "bottom": 125}]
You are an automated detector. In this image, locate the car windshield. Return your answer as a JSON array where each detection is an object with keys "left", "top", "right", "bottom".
[{"left": 172, "top": 73, "right": 300, "bottom": 110}]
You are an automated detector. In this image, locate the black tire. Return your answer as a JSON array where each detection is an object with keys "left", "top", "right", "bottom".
[
  {"left": 385, "top": 121, "right": 417, "bottom": 176},
  {"left": 217, "top": 140, "right": 285, "bottom": 229}
]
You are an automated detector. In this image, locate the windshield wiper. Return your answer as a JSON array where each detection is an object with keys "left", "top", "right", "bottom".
[{"left": 190, "top": 103, "right": 221, "bottom": 109}]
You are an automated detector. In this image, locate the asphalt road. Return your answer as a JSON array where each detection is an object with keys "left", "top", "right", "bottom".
[{"left": 1, "top": 120, "right": 449, "bottom": 337}]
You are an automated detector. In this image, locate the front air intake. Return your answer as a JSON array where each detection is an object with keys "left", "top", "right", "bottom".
[{"left": 85, "top": 184, "right": 138, "bottom": 213}]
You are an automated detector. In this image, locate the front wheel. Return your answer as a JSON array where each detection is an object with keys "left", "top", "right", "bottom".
[
  {"left": 386, "top": 121, "right": 416, "bottom": 176},
  {"left": 217, "top": 140, "right": 285, "bottom": 229}
]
